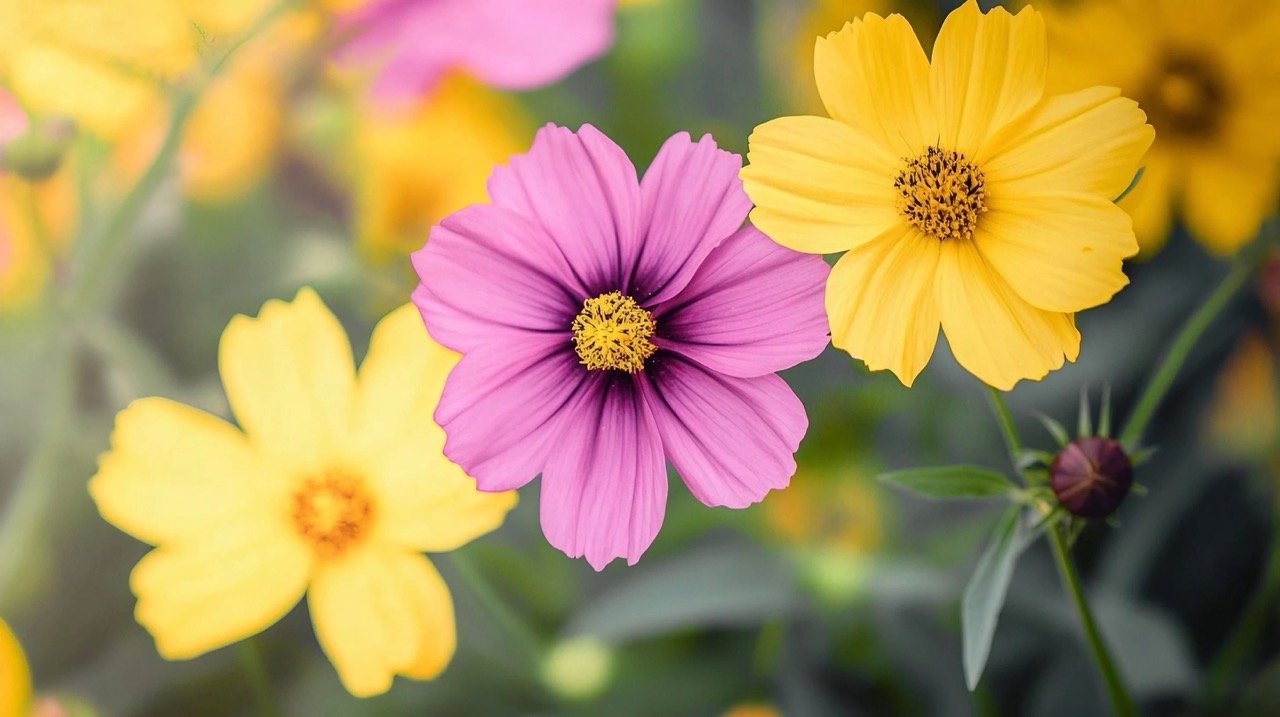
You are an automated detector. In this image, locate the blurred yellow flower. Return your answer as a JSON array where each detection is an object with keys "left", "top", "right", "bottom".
[
  {"left": 89, "top": 290, "right": 517, "bottom": 697},
  {"left": 742, "top": 1, "right": 1153, "bottom": 389},
  {"left": 764, "top": 466, "right": 881, "bottom": 554},
  {"left": 1043, "top": 0, "right": 1280, "bottom": 255},
  {"left": 0, "top": 171, "right": 76, "bottom": 313},
  {"left": 1206, "top": 330, "right": 1279, "bottom": 460},
  {"left": 0, "top": 618, "right": 31, "bottom": 717},
  {"left": 0, "top": 0, "right": 199, "bottom": 138},
  {"left": 722, "top": 704, "right": 780, "bottom": 717},
  {"left": 353, "top": 74, "right": 529, "bottom": 262}
]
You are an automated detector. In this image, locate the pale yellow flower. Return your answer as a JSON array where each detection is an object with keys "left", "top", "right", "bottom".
[
  {"left": 353, "top": 73, "right": 529, "bottom": 262},
  {"left": 763, "top": 465, "right": 881, "bottom": 554},
  {"left": 90, "top": 290, "right": 517, "bottom": 697},
  {"left": 0, "top": 618, "right": 31, "bottom": 717},
  {"left": 1043, "top": 0, "right": 1280, "bottom": 255},
  {"left": 0, "top": 171, "right": 76, "bottom": 313}
]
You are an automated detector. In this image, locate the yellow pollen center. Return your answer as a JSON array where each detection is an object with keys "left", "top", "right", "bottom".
[
  {"left": 571, "top": 291, "right": 658, "bottom": 373},
  {"left": 291, "top": 470, "right": 376, "bottom": 558},
  {"left": 894, "top": 146, "right": 988, "bottom": 242}
]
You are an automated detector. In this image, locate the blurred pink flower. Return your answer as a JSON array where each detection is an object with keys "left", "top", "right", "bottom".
[
  {"left": 412, "top": 125, "right": 830, "bottom": 570},
  {"left": 338, "top": 0, "right": 617, "bottom": 100}
]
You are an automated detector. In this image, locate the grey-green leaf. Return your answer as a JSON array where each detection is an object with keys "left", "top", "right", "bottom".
[
  {"left": 877, "top": 466, "right": 1016, "bottom": 500},
  {"left": 962, "top": 506, "right": 1026, "bottom": 691}
]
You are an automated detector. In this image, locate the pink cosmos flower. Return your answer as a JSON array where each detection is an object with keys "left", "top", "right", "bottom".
[
  {"left": 337, "top": 0, "right": 617, "bottom": 101},
  {"left": 412, "top": 125, "right": 831, "bottom": 569}
]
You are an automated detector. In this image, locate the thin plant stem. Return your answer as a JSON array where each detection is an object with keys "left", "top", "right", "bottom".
[
  {"left": 67, "top": 0, "right": 299, "bottom": 311},
  {"left": 986, "top": 386, "right": 1024, "bottom": 477},
  {"left": 1203, "top": 516, "right": 1280, "bottom": 707},
  {"left": 237, "top": 638, "right": 282, "bottom": 717},
  {"left": 1048, "top": 526, "right": 1139, "bottom": 717},
  {"left": 1119, "top": 232, "right": 1277, "bottom": 449},
  {"left": 445, "top": 551, "right": 545, "bottom": 671}
]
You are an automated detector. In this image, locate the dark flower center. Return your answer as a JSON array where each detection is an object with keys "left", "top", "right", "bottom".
[
  {"left": 571, "top": 292, "right": 657, "bottom": 373},
  {"left": 895, "top": 146, "right": 988, "bottom": 242},
  {"left": 1140, "top": 52, "right": 1228, "bottom": 141}
]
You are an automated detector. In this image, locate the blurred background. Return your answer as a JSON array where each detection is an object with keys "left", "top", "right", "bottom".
[{"left": 1, "top": 0, "right": 1278, "bottom": 715}]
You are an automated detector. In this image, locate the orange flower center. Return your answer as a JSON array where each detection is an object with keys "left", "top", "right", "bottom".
[
  {"left": 291, "top": 470, "right": 376, "bottom": 558},
  {"left": 1141, "top": 52, "right": 1227, "bottom": 141},
  {"left": 571, "top": 291, "right": 658, "bottom": 373},
  {"left": 895, "top": 146, "right": 987, "bottom": 242}
]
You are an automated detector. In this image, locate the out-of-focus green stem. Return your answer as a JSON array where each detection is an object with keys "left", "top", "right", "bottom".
[
  {"left": 0, "top": 329, "right": 74, "bottom": 611},
  {"left": 1048, "top": 526, "right": 1139, "bottom": 717},
  {"left": 986, "top": 387, "right": 1024, "bottom": 480},
  {"left": 1119, "top": 232, "right": 1277, "bottom": 449},
  {"left": 446, "top": 552, "right": 544, "bottom": 671},
  {"left": 1204, "top": 517, "right": 1280, "bottom": 706},
  {"left": 238, "top": 638, "right": 282, "bottom": 717}
]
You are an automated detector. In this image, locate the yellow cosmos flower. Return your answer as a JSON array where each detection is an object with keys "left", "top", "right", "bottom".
[
  {"left": 0, "top": 171, "right": 76, "bottom": 313},
  {"left": 1206, "top": 330, "right": 1279, "bottom": 459},
  {"left": 353, "top": 73, "right": 529, "bottom": 263},
  {"left": 0, "top": 0, "right": 198, "bottom": 139},
  {"left": 89, "top": 290, "right": 517, "bottom": 697},
  {"left": 1043, "top": 0, "right": 1280, "bottom": 255},
  {"left": 763, "top": 466, "right": 881, "bottom": 554},
  {"left": 0, "top": 618, "right": 31, "bottom": 717},
  {"left": 741, "top": 1, "right": 1154, "bottom": 390}
]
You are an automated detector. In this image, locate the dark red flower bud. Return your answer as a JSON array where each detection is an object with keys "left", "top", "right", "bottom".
[
  {"left": 1258, "top": 249, "right": 1280, "bottom": 317},
  {"left": 1049, "top": 437, "right": 1134, "bottom": 519}
]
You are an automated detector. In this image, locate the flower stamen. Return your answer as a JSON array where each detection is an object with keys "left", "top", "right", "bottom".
[
  {"left": 571, "top": 292, "right": 658, "bottom": 373},
  {"left": 894, "top": 146, "right": 988, "bottom": 242},
  {"left": 291, "top": 470, "right": 376, "bottom": 558}
]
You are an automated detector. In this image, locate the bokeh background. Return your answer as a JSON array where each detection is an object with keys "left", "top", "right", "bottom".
[{"left": 1, "top": 0, "right": 1278, "bottom": 715}]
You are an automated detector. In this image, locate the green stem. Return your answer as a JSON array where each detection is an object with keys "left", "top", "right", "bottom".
[
  {"left": 0, "top": 328, "right": 74, "bottom": 612},
  {"left": 237, "top": 638, "right": 281, "bottom": 717},
  {"left": 445, "top": 552, "right": 544, "bottom": 670},
  {"left": 986, "top": 386, "right": 1024, "bottom": 477},
  {"left": 1118, "top": 234, "right": 1276, "bottom": 449},
  {"left": 1048, "top": 527, "right": 1139, "bottom": 717},
  {"left": 1203, "top": 518, "right": 1280, "bottom": 706}
]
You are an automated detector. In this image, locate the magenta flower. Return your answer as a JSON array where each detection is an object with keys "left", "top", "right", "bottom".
[
  {"left": 337, "top": 0, "right": 617, "bottom": 100},
  {"left": 412, "top": 125, "right": 830, "bottom": 569}
]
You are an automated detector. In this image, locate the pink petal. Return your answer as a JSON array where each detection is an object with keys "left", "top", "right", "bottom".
[
  {"left": 653, "top": 225, "right": 830, "bottom": 377},
  {"left": 412, "top": 204, "right": 584, "bottom": 353},
  {"left": 641, "top": 357, "right": 807, "bottom": 509},
  {"left": 539, "top": 375, "right": 667, "bottom": 570},
  {"left": 487, "top": 124, "right": 643, "bottom": 294},
  {"left": 634, "top": 132, "right": 753, "bottom": 305},
  {"left": 339, "top": 0, "right": 616, "bottom": 99},
  {"left": 435, "top": 339, "right": 583, "bottom": 492}
]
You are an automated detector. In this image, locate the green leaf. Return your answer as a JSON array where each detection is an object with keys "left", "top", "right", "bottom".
[
  {"left": 877, "top": 466, "right": 1016, "bottom": 500},
  {"left": 962, "top": 506, "right": 1026, "bottom": 690},
  {"left": 1036, "top": 413, "right": 1071, "bottom": 447},
  {"left": 1099, "top": 383, "right": 1113, "bottom": 438},
  {"left": 1078, "top": 387, "right": 1093, "bottom": 438},
  {"left": 1114, "top": 165, "right": 1146, "bottom": 203},
  {"left": 1015, "top": 449, "right": 1055, "bottom": 471}
]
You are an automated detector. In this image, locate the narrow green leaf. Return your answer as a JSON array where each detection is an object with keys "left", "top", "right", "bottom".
[
  {"left": 1099, "top": 383, "right": 1113, "bottom": 438},
  {"left": 1016, "top": 449, "right": 1055, "bottom": 471},
  {"left": 1114, "top": 165, "right": 1146, "bottom": 203},
  {"left": 962, "top": 506, "right": 1026, "bottom": 690},
  {"left": 878, "top": 466, "right": 1016, "bottom": 500},
  {"left": 1130, "top": 446, "right": 1158, "bottom": 466},
  {"left": 1078, "top": 387, "right": 1093, "bottom": 438},
  {"left": 1036, "top": 413, "right": 1070, "bottom": 447}
]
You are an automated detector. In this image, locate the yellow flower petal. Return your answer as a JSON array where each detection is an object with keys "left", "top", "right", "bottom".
[
  {"left": 936, "top": 240, "right": 1080, "bottom": 390},
  {"left": 7, "top": 45, "right": 162, "bottom": 139},
  {"left": 0, "top": 619, "right": 31, "bottom": 717},
  {"left": 976, "top": 193, "right": 1135, "bottom": 314},
  {"left": 131, "top": 527, "right": 310, "bottom": 660},
  {"left": 309, "top": 550, "right": 456, "bottom": 697},
  {"left": 180, "top": 62, "right": 282, "bottom": 201},
  {"left": 219, "top": 288, "right": 357, "bottom": 471},
  {"left": 980, "top": 86, "right": 1155, "bottom": 201},
  {"left": 353, "top": 304, "right": 518, "bottom": 552},
  {"left": 930, "top": 1, "right": 1045, "bottom": 156},
  {"left": 1182, "top": 152, "right": 1280, "bottom": 256},
  {"left": 742, "top": 115, "right": 901, "bottom": 254},
  {"left": 813, "top": 12, "right": 935, "bottom": 157},
  {"left": 89, "top": 397, "right": 274, "bottom": 547},
  {"left": 826, "top": 224, "right": 940, "bottom": 387}
]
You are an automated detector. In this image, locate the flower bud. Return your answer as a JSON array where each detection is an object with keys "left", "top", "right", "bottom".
[
  {"left": 1, "top": 119, "right": 75, "bottom": 181},
  {"left": 1050, "top": 437, "right": 1134, "bottom": 518},
  {"left": 1258, "top": 249, "right": 1280, "bottom": 318}
]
